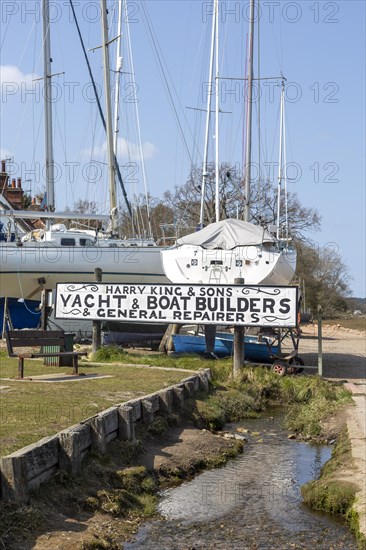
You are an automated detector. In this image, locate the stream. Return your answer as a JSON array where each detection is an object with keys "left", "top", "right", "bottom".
[{"left": 125, "top": 413, "right": 357, "bottom": 549}]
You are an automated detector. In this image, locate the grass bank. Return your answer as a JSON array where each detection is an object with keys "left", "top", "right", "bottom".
[
  {"left": 187, "top": 364, "right": 352, "bottom": 440},
  {"left": 301, "top": 427, "right": 366, "bottom": 548}
]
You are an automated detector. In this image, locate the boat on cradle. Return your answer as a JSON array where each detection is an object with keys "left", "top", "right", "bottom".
[
  {"left": 172, "top": 332, "right": 279, "bottom": 362},
  {"left": 0, "top": 223, "right": 167, "bottom": 299},
  {"left": 161, "top": 0, "right": 297, "bottom": 287},
  {"left": 161, "top": 218, "right": 296, "bottom": 286}
]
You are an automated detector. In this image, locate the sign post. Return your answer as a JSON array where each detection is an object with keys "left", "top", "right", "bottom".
[
  {"left": 233, "top": 278, "right": 245, "bottom": 377},
  {"left": 92, "top": 268, "right": 102, "bottom": 355},
  {"left": 317, "top": 305, "right": 323, "bottom": 377}
]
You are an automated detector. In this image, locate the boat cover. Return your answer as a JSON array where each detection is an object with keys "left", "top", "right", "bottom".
[{"left": 176, "top": 219, "right": 275, "bottom": 250}]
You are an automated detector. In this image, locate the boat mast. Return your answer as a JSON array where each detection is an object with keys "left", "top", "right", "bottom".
[
  {"left": 276, "top": 79, "right": 285, "bottom": 240},
  {"left": 42, "top": 0, "right": 55, "bottom": 212},
  {"left": 243, "top": 0, "right": 255, "bottom": 222},
  {"left": 113, "top": 0, "right": 123, "bottom": 161},
  {"left": 100, "top": 0, "right": 118, "bottom": 235},
  {"left": 199, "top": 0, "right": 217, "bottom": 227},
  {"left": 214, "top": 0, "right": 220, "bottom": 223}
]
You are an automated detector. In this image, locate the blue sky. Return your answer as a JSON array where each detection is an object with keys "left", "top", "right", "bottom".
[{"left": 0, "top": 0, "right": 365, "bottom": 296}]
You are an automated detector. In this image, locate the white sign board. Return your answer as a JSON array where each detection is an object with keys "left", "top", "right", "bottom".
[{"left": 55, "top": 283, "right": 298, "bottom": 327}]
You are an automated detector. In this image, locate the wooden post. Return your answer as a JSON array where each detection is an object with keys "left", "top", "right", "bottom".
[
  {"left": 317, "top": 305, "right": 323, "bottom": 377},
  {"left": 233, "top": 277, "right": 245, "bottom": 378},
  {"left": 204, "top": 324, "right": 216, "bottom": 355},
  {"left": 159, "top": 323, "right": 181, "bottom": 353},
  {"left": 18, "top": 357, "right": 24, "bottom": 379},
  {"left": 92, "top": 268, "right": 102, "bottom": 354},
  {"left": 40, "top": 290, "right": 52, "bottom": 330},
  {"left": 40, "top": 290, "right": 48, "bottom": 330},
  {"left": 2, "top": 297, "right": 8, "bottom": 339}
]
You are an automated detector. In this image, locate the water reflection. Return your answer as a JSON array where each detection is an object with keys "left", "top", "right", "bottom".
[{"left": 159, "top": 437, "right": 330, "bottom": 531}]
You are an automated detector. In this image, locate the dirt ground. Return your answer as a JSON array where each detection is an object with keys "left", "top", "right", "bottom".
[{"left": 289, "top": 323, "right": 366, "bottom": 380}]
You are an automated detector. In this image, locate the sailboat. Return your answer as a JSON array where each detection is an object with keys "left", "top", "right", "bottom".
[
  {"left": 161, "top": 0, "right": 297, "bottom": 287},
  {"left": 0, "top": 0, "right": 167, "bottom": 302}
]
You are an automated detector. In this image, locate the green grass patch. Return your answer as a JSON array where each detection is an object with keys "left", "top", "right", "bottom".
[
  {"left": 92, "top": 346, "right": 233, "bottom": 379},
  {"left": 0, "top": 350, "right": 189, "bottom": 455},
  {"left": 193, "top": 389, "right": 261, "bottom": 431},
  {"left": 301, "top": 479, "right": 356, "bottom": 514}
]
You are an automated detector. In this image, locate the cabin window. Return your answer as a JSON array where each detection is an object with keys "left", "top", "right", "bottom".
[
  {"left": 60, "top": 238, "right": 76, "bottom": 246},
  {"left": 80, "top": 238, "right": 94, "bottom": 247}
]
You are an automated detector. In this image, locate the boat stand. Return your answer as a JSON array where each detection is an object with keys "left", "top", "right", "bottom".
[
  {"left": 1, "top": 297, "right": 14, "bottom": 339},
  {"left": 260, "top": 327, "right": 304, "bottom": 376}
]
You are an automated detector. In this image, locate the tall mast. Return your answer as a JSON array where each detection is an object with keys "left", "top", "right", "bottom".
[
  {"left": 199, "top": 0, "right": 216, "bottom": 227},
  {"left": 243, "top": 0, "right": 255, "bottom": 222},
  {"left": 214, "top": 0, "right": 220, "bottom": 223},
  {"left": 125, "top": 3, "right": 153, "bottom": 240},
  {"left": 113, "top": 0, "right": 123, "bottom": 158},
  {"left": 276, "top": 79, "right": 285, "bottom": 240},
  {"left": 101, "top": 0, "right": 117, "bottom": 234},
  {"left": 42, "top": 0, "right": 55, "bottom": 211}
]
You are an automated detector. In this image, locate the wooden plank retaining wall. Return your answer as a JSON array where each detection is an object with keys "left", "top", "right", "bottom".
[{"left": 0, "top": 370, "right": 211, "bottom": 502}]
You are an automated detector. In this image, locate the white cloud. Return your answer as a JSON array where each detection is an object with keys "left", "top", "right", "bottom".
[
  {"left": 0, "top": 65, "right": 37, "bottom": 86},
  {"left": 0, "top": 65, "right": 39, "bottom": 99},
  {"left": 84, "top": 137, "right": 157, "bottom": 163}
]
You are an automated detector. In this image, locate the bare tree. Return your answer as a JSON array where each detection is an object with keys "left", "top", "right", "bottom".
[
  {"left": 163, "top": 163, "right": 321, "bottom": 241},
  {"left": 296, "top": 241, "right": 350, "bottom": 316},
  {"left": 63, "top": 199, "right": 101, "bottom": 230},
  {"left": 118, "top": 194, "right": 175, "bottom": 242}
]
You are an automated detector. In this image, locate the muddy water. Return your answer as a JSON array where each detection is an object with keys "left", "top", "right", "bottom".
[{"left": 125, "top": 414, "right": 357, "bottom": 549}]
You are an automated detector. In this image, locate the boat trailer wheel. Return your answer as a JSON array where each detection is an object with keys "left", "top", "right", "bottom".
[
  {"left": 271, "top": 361, "right": 287, "bottom": 376},
  {"left": 289, "top": 356, "right": 305, "bottom": 374}
]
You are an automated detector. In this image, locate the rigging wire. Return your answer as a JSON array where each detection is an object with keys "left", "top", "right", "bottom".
[
  {"left": 31, "top": 17, "right": 39, "bottom": 198},
  {"left": 68, "top": 0, "right": 135, "bottom": 228},
  {"left": 124, "top": 0, "right": 153, "bottom": 239},
  {"left": 283, "top": 87, "right": 289, "bottom": 240},
  {"left": 257, "top": 0, "right": 261, "bottom": 188},
  {"left": 140, "top": 1, "right": 198, "bottom": 167}
]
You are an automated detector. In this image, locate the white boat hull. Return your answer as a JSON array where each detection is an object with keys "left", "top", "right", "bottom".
[
  {"left": 0, "top": 243, "right": 168, "bottom": 299},
  {"left": 161, "top": 244, "right": 297, "bottom": 286}
]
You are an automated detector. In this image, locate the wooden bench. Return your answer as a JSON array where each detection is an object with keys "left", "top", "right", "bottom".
[{"left": 5, "top": 330, "right": 87, "bottom": 379}]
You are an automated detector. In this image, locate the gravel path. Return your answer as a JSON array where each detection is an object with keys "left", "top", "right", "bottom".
[{"left": 296, "top": 324, "right": 365, "bottom": 380}]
